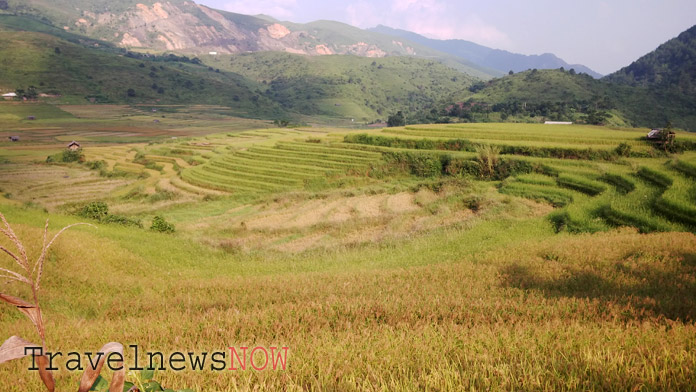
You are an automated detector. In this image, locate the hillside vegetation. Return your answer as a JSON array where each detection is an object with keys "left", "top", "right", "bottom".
[
  {"left": 0, "top": 20, "right": 284, "bottom": 116},
  {"left": 212, "top": 51, "right": 477, "bottom": 121},
  {"left": 0, "top": 0, "right": 496, "bottom": 79}
]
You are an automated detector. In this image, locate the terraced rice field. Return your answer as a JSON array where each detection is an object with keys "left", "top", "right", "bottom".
[{"left": 180, "top": 140, "right": 383, "bottom": 194}]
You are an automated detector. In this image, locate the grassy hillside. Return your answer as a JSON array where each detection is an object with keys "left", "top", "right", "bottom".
[
  {"left": 0, "top": 22, "right": 284, "bottom": 117},
  {"left": 606, "top": 24, "right": 696, "bottom": 131},
  {"left": 410, "top": 69, "right": 684, "bottom": 129},
  {"left": 211, "top": 51, "right": 476, "bottom": 121}
]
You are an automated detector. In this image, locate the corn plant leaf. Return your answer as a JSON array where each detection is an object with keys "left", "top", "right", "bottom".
[
  {"left": 0, "top": 336, "right": 54, "bottom": 391},
  {"left": 0, "top": 335, "right": 39, "bottom": 364},
  {"left": 36, "top": 354, "right": 56, "bottom": 392},
  {"left": 0, "top": 293, "right": 42, "bottom": 331},
  {"left": 78, "top": 342, "right": 125, "bottom": 392}
]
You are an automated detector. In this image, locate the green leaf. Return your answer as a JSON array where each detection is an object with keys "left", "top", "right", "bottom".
[
  {"left": 176, "top": 390, "right": 195, "bottom": 392},
  {"left": 143, "top": 381, "right": 164, "bottom": 392},
  {"left": 123, "top": 381, "right": 135, "bottom": 392},
  {"left": 89, "top": 375, "right": 108, "bottom": 391},
  {"left": 140, "top": 365, "right": 156, "bottom": 381}
]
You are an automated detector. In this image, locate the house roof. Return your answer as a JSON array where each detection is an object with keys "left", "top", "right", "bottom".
[
  {"left": 2, "top": 92, "right": 17, "bottom": 97},
  {"left": 67, "top": 141, "right": 81, "bottom": 147}
]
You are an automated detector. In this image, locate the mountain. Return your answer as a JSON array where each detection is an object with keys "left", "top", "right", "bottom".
[
  {"left": 0, "top": 15, "right": 283, "bottom": 116},
  {"left": 217, "top": 51, "right": 477, "bottom": 120},
  {"left": 0, "top": 14, "right": 478, "bottom": 121},
  {"left": 369, "top": 25, "right": 603, "bottom": 79},
  {"left": 407, "top": 24, "right": 696, "bottom": 131},
  {"left": 605, "top": 24, "right": 696, "bottom": 130},
  {"left": 0, "top": 0, "right": 497, "bottom": 79}
]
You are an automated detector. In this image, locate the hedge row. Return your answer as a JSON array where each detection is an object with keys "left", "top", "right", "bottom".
[
  {"left": 382, "top": 151, "right": 533, "bottom": 180},
  {"left": 345, "top": 134, "right": 619, "bottom": 161}
]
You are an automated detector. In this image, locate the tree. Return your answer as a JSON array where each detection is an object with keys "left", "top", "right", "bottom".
[
  {"left": 0, "top": 0, "right": 8, "bottom": 10},
  {"left": 127, "top": 88, "right": 136, "bottom": 97},
  {"left": 387, "top": 111, "right": 406, "bottom": 127},
  {"left": 26, "top": 86, "right": 38, "bottom": 100},
  {"left": 508, "top": 70, "right": 514, "bottom": 75}
]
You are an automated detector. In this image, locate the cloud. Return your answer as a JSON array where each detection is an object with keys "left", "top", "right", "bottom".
[
  {"left": 345, "top": 0, "right": 510, "bottom": 48},
  {"left": 346, "top": 1, "right": 382, "bottom": 28},
  {"left": 223, "top": 0, "right": 297, "bottom": 19}
]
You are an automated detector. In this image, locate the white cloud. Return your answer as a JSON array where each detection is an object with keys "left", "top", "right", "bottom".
[
  {"left": 348, "top": 0, "right": 511, "bottom": 48},
  {"left": 223, "top": 0, "right": 297, "bottom": 19},
  {"left": 346, "top": 1, "right": 382, "bottom": 28}
]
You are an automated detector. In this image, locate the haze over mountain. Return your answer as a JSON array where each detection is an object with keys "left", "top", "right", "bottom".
[{"left": 369, "top": 25, "right": 603, "bottom": 78}]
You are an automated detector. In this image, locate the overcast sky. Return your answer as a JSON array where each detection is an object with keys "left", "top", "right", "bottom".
[{"left": 198, "top": 0, "right": 695, "bottom": 75}]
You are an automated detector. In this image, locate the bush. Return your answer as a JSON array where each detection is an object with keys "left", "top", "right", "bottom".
[
  {"left": 79, "top": 201, "right": 109, "bottom": 221},
  {"left": 85, "top": 160, "right": 107, "bottom": 170},
  {"left": 493, "top": 159, "right": 533, "bottom": 180},
  {"left": 614, "top": 143, "right": 632, "bottom": 157},
  {"left": 383, "top": 151, "right": 443, "bottom": 177},
  {"left": 444, "top": 158, "right": 479, "bottom": 177},
  {"left": 103, "top": 214, "right": 143, "bottom": 228},
  {"left": 150, "top": 215, "right": 175, "bottom": 233},
  {"left": 61, "top": 148, "right": 85, "bottom": 163}
]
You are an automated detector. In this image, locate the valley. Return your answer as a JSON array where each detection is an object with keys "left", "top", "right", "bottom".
[{"left": 0, "top": 1, "right": 695, "bottom": 391}]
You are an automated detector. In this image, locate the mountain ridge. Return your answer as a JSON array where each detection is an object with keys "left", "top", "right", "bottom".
[{"left": 369, "top": 25, "right": 603, "bottom": 78}]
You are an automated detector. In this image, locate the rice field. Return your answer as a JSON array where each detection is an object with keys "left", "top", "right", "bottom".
[{"left": 1, "top": 113, "right": 696, "bottom": 391}]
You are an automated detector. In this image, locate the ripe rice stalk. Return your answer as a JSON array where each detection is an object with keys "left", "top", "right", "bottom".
[{"left": 0, "top": 211, "right": 124, "bottom": 392}]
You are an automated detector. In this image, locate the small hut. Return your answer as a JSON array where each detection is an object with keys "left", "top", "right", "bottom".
[
  {"left": 647, "top": 129, "right": 663, "bottom": 140},
  {"left": 67, "top": 141, "right": 81, "bottom": 151}
]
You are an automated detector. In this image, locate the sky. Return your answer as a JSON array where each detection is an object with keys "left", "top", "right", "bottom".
[{"left": 198, "top": 0, "right": 696, "bottom": 75}]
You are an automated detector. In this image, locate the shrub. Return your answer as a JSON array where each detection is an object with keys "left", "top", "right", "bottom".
[
  {"left": 476, "top": 144, "right": 500, "bottom": 179},
  {"left": 614, "top": 143, "right": 632, "bottom": 157},
  {"left": 85, "top": 160, "right": 107, "bottom": 170},
  {"left": 493, "top": 159, "right": 533, "bottom": 180},
  {"left": 150, "top": 215, "right": 175, "bottom": 233},
  {"left": 103, "top": 214, "right": 143, "bottom": 228},
  {"left": 80, "top": 201, "right": 109, "bottom": 221},
  {"left": 383, "top": 151, "right": 443, "bottom": 177},
  {"left": 61, "top": 148, "right": 84, "bottom": 163},
  {"left": 444, "top": 158, "right": 479, "bottom": 177}
]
